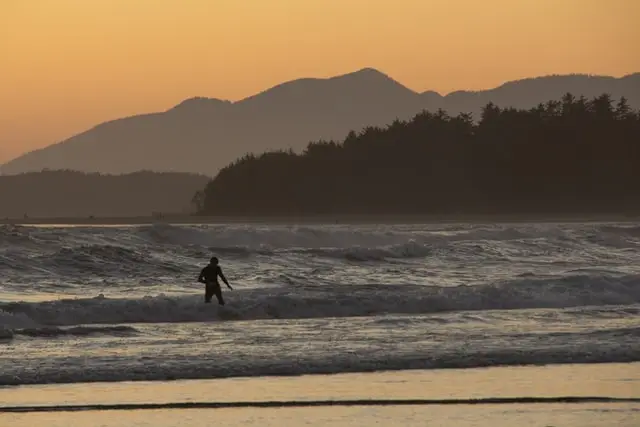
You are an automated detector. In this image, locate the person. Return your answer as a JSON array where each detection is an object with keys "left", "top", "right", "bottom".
[{"left": 197, "top": 256, "right": 232, "bottom": 305}]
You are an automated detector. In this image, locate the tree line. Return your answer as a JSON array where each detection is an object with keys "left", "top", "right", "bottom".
[
  {"left": 196, "top": 93, "right": 640, "bottom": 216},
  {"left": 0, "top": 170, "right": 208, "bottom": 218}
]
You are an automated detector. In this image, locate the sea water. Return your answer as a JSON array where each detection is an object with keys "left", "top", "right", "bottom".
[{"left": 1, "top": 222, "right": 639, "bottom": 386}]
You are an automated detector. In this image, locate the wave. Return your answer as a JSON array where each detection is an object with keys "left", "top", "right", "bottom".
[
  {"left": 135, "top": 223, "right": 573, "bottom": 249},
  {"left": 51, "top": 245, "right": 146, "bottom": 263},
  {"left": 0, "top": 304, "right": 139, "bottom": 340},
  {"left": 301, "top": 241, "right": 433, "bottom": 261},
  {"left": 131, "top": 222, "right": 637, "bottom": 254},
  {"left": 0, "top": 225, "right": 38, "bottom": 244},
  {"left": 11, "top": 325, "right": 138, "bottom": 339},
  {"left": 4, "top": 222, "right": 640, "bottom": 249},
  {"left": 0, "top": 324, "right": 138, "bottom": 341},
  {"left": 1, "top": 341, "right": 639, "bottom": 386},
  {"left": 600, "top": 225, "right": 640, "bottom": 236},
  {"left": 2, "top": 274, "right": 639, "bottom": 328},
  {"left": 2, "top": 223, "right": 639, "bottom": 275},
  {"left": 0, "top": 222, "right": 582, "bottom": 251},
  {"left": 1, "top": 243, "right": 187, "bottom": 276}
]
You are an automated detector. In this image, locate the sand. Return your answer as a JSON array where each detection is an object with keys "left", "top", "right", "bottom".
[{"left": 1, "top": 363, "right": 638, "bottom": 426}]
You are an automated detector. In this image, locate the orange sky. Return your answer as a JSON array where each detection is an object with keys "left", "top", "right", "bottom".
[{"left": 1, "top": 0, "right": 639, "bottom": 163}]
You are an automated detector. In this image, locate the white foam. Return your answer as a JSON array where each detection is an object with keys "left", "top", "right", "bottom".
[
  {"left": 1, "top": 338, "right": 638, "bottom": 386},
  {"left": 2, "top": 274, "right": 639, "bottom": 328},
  {"left": 2, "top": 223, "right": 640, "bottom": 286}
]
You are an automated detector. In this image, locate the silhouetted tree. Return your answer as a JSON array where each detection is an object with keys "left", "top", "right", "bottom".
[{"left": 196, "top": 93, "right": 640, "bottom": 216}]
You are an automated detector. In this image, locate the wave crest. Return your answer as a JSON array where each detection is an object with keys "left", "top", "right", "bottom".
[
  {"left": 2, "top": 274, "right": 639, "bottom": 327},
  {"left": 1, "top": 342, "right": 638, "bottom": 386},
  {"left": 14, "top": 325, "right": 138, "bottom": 338}
]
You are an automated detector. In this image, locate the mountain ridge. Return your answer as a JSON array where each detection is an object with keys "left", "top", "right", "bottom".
[{"left": 3, "top": 68, "right": 639, "bottom": 176}]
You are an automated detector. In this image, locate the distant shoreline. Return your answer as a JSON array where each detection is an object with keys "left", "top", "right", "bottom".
[{"left": 2, "top": 213, "right": 640, "bottom": 226}]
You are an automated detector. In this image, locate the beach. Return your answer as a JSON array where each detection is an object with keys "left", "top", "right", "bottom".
[{"left": 1, "top": 364, "right": 639, "bottom": 426}]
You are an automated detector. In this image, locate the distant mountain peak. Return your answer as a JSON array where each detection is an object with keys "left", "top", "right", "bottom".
[
  {"left": 168, "top": 97, "right": 230, "bottom": 112},
  {"left": 331, "top": 67, "right": 396, "bottom": 82},
  {"left": 339, "top": 67, "right": 385, "bottom": 76},
  {"left": 239, "top": 67, "right": 409, "bottom": 104}
]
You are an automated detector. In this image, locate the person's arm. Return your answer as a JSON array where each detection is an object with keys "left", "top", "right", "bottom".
[
  {"left": 197, "top": 268, "right": 206, "bottom": 284},
  {"left": 218, "top": 267, "right": 232, "bottom": 289}
]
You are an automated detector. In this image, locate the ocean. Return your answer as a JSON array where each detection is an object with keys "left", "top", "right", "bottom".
[
  {"left": 1, "top": 221, "right": 640, "bottom": 385},
  {"left": 1, "top": 221, "right": 639, "bottom": 425}
]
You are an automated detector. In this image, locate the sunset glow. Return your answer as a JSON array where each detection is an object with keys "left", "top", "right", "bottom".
[{"left": 1, "top": 0, "right": 638, "bottom": 162}]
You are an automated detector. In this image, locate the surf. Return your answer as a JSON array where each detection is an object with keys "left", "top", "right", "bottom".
[{"left": 2, "top": 274, "right": 639, "bottom": 328}]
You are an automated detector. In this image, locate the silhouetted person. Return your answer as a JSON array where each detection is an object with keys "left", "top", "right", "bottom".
[{"left": 198, "top": 257, "right": 232, "bottom": 305}]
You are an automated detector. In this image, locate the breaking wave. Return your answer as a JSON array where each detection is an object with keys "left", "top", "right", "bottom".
[
  {"left": 2, "top": 222, "right": 639, "bottom": 281},
  {"left": 2, "top": 274, "right": 639, "bottom": 328},
  {"left": 133, "top": 223, "right": 573, "bottom": 249},
  {"left": 0, "top": 224, "right": 440, "bottom": 278},
  {"left": 0, "top": 325, "right": 138, "bottom": 340},
  {"left": 1, "top": 340, "right": 639, "bottom": 386}
]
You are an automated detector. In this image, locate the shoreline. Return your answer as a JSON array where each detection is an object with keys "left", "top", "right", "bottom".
[
  {"left": 1, "top": 213, "right": 640, "bottom": 226},
  {"left": 1, "top": 363, "right": 637, "bottom": 427},
  {"left": 2, "top": 363, "right": 637, "bottom": 404}
]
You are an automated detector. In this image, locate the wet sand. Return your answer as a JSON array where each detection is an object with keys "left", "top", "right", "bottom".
[{"left": 1, "top": 363, "right": 638, "bottom": 426}]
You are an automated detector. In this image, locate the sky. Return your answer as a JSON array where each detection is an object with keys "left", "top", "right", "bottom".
[{"left": 1, "top": 0, "right": 639, "bottom": 163}]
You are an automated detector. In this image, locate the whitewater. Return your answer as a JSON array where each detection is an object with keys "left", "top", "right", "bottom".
[{"left": 1, "top": 222, "right": 639, "bottom": 386}]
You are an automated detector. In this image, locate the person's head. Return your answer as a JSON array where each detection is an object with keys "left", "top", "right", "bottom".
[{"left": 210, "top": 256, "right": 219, "bottom": 265}]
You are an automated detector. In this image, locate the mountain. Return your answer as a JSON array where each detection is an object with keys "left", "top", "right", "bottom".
[{"left": 3, "top": 69, "right": 639, "bottom": 176}]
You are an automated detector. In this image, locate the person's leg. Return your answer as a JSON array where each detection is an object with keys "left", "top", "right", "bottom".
[
  {"left": 214, "top": 284, "right": 225, "bottom": 305},
  {"left": 205, "top": 283, "right": 214, "bottom": 303}
]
